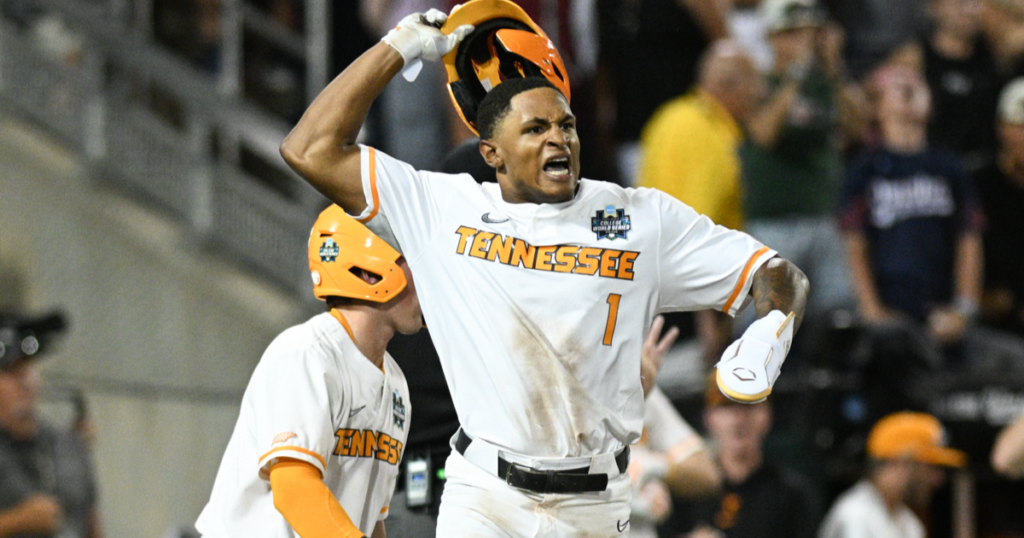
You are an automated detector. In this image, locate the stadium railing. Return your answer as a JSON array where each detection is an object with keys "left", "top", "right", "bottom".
[{"left": 0, "top": 0, "right": 330, "bottom": 309}]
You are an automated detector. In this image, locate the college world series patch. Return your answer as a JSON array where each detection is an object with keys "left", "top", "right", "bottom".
[
  {"left": 319, "top": 238, "right": 339, "bottom": 262},
  {"left": 592, "top": 205, "right": 631, "bottom": 240},
  {"left": 392, "top": 390, "right": 405, "bottom": 430}
]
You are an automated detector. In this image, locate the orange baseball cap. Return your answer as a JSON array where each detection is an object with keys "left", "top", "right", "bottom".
[{"left": 867, "top": 412, "right": 966, "bottom": 467}]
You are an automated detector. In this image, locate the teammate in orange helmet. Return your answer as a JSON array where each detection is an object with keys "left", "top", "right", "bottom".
[{"left": 196, "top": 206, "right": 421, "bottom": 538}]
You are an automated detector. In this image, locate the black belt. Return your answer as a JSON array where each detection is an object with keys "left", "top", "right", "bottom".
[{"left": 455, "top": 429, "right": 629, "bottom": 494}]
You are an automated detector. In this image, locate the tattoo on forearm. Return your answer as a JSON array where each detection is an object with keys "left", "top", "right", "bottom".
[{"left": 751, "top": 257, "right": 809, "bottom": 331}]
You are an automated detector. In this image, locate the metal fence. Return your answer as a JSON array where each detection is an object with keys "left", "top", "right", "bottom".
[{"left": 0, "top": 0, "right": 330, "bottom": 306}]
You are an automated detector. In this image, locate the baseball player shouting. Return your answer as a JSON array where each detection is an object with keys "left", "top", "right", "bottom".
[
  {"left": 196, "top": 206, "right": 419, "bottom": 538},
  {"left": 280, "top": 2, "right": 809, "bottom": 535}
]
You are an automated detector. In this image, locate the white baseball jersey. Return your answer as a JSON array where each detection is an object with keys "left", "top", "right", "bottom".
[
  {"left": 819, "top": 479, "right": 925, "bottom": 538},
  {"left": 196, "top": 311, "right": 410, "bottom": 537},
  {"left": 355, "top": 145, "right": 774, "bottom": 459}
]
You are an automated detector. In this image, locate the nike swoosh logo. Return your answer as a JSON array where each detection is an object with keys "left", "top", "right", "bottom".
[
  {"left": 617, "top": 519, "right": 629, "bottom": 532},
  {"left": 349, "top": 405, "right": 366, "bottom": 417},
  {"left": 481, "top": 212, "right": 509, "bottom": 224}
]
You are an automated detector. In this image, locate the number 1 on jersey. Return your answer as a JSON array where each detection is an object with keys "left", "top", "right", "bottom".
[{"left": 603, "top": 293, "right": 621, "bottom": 346}]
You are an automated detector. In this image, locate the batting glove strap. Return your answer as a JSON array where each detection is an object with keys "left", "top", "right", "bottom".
[
  {"left": 381, "top": 10, "right": 473, "bottom": 81},
  {"left": 715, "top": 310, "right": 795, "bottom": 403}
]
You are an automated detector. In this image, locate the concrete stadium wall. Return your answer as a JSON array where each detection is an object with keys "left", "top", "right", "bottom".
[{"left": 0, "top": 110, "right": 306, "bottom": 537}]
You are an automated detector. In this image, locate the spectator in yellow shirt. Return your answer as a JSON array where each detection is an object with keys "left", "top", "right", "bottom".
[
  {"left": 639, "top": 40, "right": 765, "bottom": 367},
  {"left": 639, "top": 40, "right": 763, "bottom": 231}
]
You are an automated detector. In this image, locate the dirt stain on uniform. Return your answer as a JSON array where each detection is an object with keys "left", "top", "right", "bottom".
[{"left": 510, "top": 319, "right": 609, "bottom": 457}]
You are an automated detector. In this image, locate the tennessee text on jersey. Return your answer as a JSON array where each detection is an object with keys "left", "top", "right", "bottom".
[
  {"left": 453, "top": 226, "right": 639, "bottom": 281},
  {"left": 334, "top": 428, "right": 403, "bottom": 464}
]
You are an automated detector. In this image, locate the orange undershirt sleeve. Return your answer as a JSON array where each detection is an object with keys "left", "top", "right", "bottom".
[{"left": 269, "top": 460, "right": 366, "bottom": 538}]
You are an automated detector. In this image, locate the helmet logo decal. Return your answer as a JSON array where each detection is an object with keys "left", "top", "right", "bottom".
[{"left": 320, "top": 238, "right": 340, "bottom": 262}]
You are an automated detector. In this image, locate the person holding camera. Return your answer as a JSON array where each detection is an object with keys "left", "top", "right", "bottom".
[{"left": 0, "top": 311, "right": 102, "bottom": 538}]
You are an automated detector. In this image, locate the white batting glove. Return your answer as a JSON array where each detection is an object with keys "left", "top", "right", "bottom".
[
  {"left": 381, "top": 9, "right": 474, "bottom": 81},
  {"left": 715, "top": 310, "right": 795, "bottom": 403}
]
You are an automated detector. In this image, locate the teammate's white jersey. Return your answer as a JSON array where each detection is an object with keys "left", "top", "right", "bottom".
[
  {"left": 643, "top": 387, "right": 702, "bottom": 458},
  {"left": 631, "top": 388, "right": 706, "bottom": 538},
  {"left": 196, "top": 312, "right": 410, "bottom": 537},
  {"left": 354, "top": 146, "right": 774, "bottom": 459}
]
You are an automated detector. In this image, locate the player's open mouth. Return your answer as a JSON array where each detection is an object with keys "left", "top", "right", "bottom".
[{"left": 542, "top": 157, "right": 572, "bottom": 179}]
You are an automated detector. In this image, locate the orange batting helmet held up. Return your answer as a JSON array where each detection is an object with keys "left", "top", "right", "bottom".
[
  {"left": 440, "top": 0, "right": 571, "bottom": 134},
  {"left": 308, "top": 205, "right": 407, "bottom": 303}
]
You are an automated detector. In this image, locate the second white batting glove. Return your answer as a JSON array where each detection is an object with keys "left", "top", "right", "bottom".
[
  {"left": 381, "top": 9, "right": 474, "bottom": 81},
  {"left": 715, "top": 310, "right": 795, "bottom": 403}
]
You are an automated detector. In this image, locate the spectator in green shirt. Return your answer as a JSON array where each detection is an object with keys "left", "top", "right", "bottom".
[{"left": 738, "top": 0, "right": 864, "bottom": 355}]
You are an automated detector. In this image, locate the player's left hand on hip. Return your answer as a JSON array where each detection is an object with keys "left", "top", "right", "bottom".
[
  {"left": 381, "top": 9, "right": 473, "bottom": 81},
  {"left": 715, "top": 310, "right": 794, "bottom": 404}
]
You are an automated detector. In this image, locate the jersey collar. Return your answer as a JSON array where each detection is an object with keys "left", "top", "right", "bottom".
[
  {"left": 329, "top": 309, "right": 355, "bottom": 340},
  {"left": 329, "top": 309, "right": 386, "bottom": 374},
  {"left": 483, "top": 181, "right": 586, "bottom": 220}
]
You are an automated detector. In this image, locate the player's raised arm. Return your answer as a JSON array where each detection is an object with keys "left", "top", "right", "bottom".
[{"left": 279, "top": 10, "right": 472, "bottom": 214}]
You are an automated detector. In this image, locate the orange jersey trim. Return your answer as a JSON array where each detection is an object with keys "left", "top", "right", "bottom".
[
  {"left": 260, "top": 445, "right": 327, "bottom": 471},
  {"left": 330, "top": 309, "right": 356, "bottom": 341},
  {"left": 357, "top": 148, "right": 380, "bottom": 223},
  {"left": 722, "top": 246, "right": 771, "bottom": 314},
  {"left": 380, "top": 505, "right": 389, "bottom": 514}
]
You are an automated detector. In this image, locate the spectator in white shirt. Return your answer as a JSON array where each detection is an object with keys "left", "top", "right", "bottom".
[{"left": 819, "top": 412, "right": 966, "bottom": 538}]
